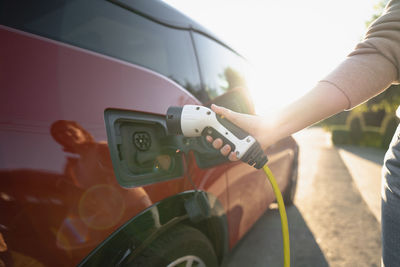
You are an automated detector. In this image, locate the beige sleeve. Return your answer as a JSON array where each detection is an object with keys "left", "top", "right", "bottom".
[{"left": 321, "top": 0, "right": 400, "bottom": 110}]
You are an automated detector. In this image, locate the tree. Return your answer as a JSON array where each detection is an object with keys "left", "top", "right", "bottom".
[{"left": 365, "top": 0, "right": 388, "bottom": 28}]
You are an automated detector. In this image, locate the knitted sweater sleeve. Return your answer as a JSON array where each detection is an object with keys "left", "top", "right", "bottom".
[{"left": 321, "top": 0, "right": 400, "bottom": 109}]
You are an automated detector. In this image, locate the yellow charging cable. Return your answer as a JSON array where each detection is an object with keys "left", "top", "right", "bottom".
[{"left": 263, "top": 165, "right": 290, "bottom": 267}]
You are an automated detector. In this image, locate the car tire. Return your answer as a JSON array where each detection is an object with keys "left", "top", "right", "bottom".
[
  {"left": 283, "top": 155, "right": 298, "bottom": 206},
  {"left": 130, "top": 225, "right": 219, "bottom": 267}
]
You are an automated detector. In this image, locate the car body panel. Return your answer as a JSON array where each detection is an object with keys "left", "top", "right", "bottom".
[
  {"left": 78, "top": 191, "right": 228, "bottom": 267},
  {"left": 0, "top": 25, "right": 199, "bottom": 266}
]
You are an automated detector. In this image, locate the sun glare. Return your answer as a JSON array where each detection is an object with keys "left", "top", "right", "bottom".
[{"left": 164, "top": 0, "right": 378, "bottom": 114}]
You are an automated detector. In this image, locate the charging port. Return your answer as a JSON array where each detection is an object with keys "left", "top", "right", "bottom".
[
  {"left": 105, "top": 109, "right": 184, "bottom": 188},
  {"left": 133, "top": 132, "right": 152, "bottom": 151}
]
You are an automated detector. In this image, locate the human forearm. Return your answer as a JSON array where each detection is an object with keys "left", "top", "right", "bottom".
[
  {"left": 263, "top": 81, "right": 349, "bottom": 147},
  {"left": 209, "top": 82, "right": 348, "bottom": 158}
]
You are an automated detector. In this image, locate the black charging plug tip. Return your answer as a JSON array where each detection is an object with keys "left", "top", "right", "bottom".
[
  {"left": 166, "top": 106, "right": 183, "bottom": 135},
  {"left": 241, "top": 141, "right": 268, "bottom": 169}
]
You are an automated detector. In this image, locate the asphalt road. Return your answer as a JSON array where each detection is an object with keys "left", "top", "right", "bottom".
[{"left": 226, "top": 128, "right": 382, "bottom": 267}]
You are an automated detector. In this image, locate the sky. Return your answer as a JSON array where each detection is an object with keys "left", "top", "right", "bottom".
[{"left": 163, "top": 0, "right": 380, "bottom": 114}]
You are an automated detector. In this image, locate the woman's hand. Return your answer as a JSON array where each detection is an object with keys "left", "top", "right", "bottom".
[
  {"left": 206, "top": 104, "right": 272, "bottom": 161},
  {"left": 206, "top": 79, "right": 353, "bottom": 161}
]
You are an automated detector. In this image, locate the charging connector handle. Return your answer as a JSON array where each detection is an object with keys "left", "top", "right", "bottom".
[{"left": 166, "top": 105, "right": 267, "bottom": 169}]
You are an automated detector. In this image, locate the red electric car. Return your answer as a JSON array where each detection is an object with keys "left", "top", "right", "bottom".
[{"left": 0, "top": 0, "right": 299, "bottom": 266}]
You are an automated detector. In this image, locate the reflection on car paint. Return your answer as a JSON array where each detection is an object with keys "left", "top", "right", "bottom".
[{"left": 0, "top": 120, "right": 156, "bottom": 265}]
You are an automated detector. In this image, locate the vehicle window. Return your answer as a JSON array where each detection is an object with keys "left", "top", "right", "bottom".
[
  {"left": 0, "top": 0, "right": 204, "bottom": 101},
  {"left": 193, "top": 32, "right": 248, "bottom": 100}
]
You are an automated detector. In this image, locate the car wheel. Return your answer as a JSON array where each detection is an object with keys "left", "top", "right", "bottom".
[
  {"left": 283, "top": 155, "right": 298, "bottom": 206},
  {"left": 130, "top": 225, "right": 219, "bottom": 267}
]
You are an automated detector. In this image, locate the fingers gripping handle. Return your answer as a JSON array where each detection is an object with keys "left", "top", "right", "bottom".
[{"left": 166, "top": 105, "right": 268, "bottom": 169}]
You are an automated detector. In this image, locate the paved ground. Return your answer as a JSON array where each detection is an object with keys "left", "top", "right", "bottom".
[
  {"left": 338, "top": 146, "right": 385, "bottom": 223},
  {"left": 226, "top": 127, "right": 383, "bottom": 267}
]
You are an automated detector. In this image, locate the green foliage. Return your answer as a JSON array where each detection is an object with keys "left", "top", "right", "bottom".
[
  {"left": 331, "top": 128, "right": 384, "bottom": 148},
  {"left": 330, "top": 115, "right": 398, "bottom": 148},
  {"left": 331, "top": 129, "right": 350, "bottom": 145},
  {"left": 382, "top": 117, "right": 398, "bottom": 148},
  {"left": 359, "top": 130, "right": 382, "bottom": 148},
  {"left": 365, "top": 0, "right": 388, "bottom": 28},
  {"left": 349, "top": 118, "right": 363, "bottom": 145},
  {"left": 362, "top": 109, "right": 385, "bottom": 127},
  {"left": 319, "top": 110, "right": 349, "bottom": 127},
  {"left": 322, "top": 86, "right": 400, "bottom": 135},
  {"left": 363, "top": 85, "right": 400, "bottom": 114}
]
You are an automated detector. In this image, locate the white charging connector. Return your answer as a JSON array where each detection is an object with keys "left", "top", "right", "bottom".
[{"left": 166, "top": 105, "right": 267, "bottom": 168}]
